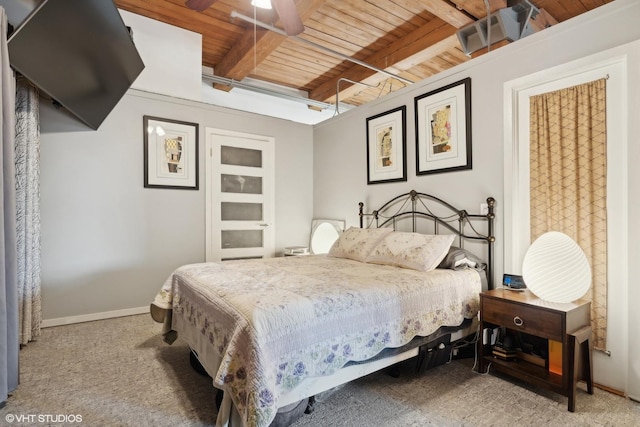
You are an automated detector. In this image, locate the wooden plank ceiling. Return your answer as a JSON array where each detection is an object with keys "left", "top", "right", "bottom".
[{"left": 114, "top": 0, "right": 612, "bottom": 112}]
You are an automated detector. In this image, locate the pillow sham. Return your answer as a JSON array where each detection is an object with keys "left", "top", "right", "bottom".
[
  {"left": 328, "top": 227, "right": 393, "bottom": 262},
  {"left": 437, "top": 246, "right": 486, "bottom": 270},
  {"left": 365, "top": 232, "right": 455, "bottom": 272}
]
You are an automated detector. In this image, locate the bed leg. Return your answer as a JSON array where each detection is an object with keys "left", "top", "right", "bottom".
[
  {"left": 386, "top": 364, "right": 402, "bottom": 378},
  {"left": 304, "top": 396, "right": 316, "bottom": 414},
  {"left": 189, "top": 349, "right": 211, "bottom": 377},
  {"left": 415, "top": 347, "right": 427, "bottom": 373}
]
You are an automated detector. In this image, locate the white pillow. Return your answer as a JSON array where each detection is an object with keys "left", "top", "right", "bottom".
[
  {"left": 366, "top": 232, "right": 455, "bottom": 272},
  {"left": 328, "top": 227, "right": 393, "bottom": 262}
]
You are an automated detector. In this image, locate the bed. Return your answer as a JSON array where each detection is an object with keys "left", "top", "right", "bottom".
[{"left": 150, "top": 190, "right": 495, "bottom": 427}]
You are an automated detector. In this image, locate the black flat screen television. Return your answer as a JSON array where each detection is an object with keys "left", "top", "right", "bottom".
[{"left": 7, "top": 0, "right": 145, "bottom": 130}]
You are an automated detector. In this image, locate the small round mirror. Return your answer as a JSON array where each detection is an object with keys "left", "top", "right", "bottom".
[
  {"left": 522, "top": 231, "right": 591, "bottom": 303},
  {"left": 310, "top": 220, "right": 344, "bottom": 254}
]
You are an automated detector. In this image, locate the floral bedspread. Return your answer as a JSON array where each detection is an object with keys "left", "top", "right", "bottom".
[{"left": 151, "top": 255, "right": 481, "bottom": 427}]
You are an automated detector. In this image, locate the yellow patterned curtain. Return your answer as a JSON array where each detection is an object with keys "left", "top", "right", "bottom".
[{"left": 529, "top": 78, "right": 607, "bottom": 351}]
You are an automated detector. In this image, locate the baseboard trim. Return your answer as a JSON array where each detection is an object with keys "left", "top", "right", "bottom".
[
  {"left": 593, "top": 382, "right": 625, "bottom": 397},
  {"left": 41, "top": 306, "right": 150, "bottom": 328}
]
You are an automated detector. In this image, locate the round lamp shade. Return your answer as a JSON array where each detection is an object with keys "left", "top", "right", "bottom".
[{"left": 522, "top": 231, "right": 591, "bottom": 303}]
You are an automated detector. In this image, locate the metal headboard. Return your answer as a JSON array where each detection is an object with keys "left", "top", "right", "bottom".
[{"left": 359, "top": 190, "right": 496, "bottom": 289}]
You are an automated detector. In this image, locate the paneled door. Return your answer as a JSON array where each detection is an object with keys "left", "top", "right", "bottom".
[{"left": 205, "top": 128, "right": 275, "bottom": 261}]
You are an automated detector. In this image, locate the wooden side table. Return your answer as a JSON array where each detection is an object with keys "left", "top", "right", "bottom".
[{"left": 478, "top": 289, "right": 593, "bottom": 411}]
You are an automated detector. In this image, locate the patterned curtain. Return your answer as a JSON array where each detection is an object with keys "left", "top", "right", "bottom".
[
  {"left": 15, "top": 78, "right": 41, "bottom": 345},
  {"left": 529, "top": 78, "right": 608, "bottom": 351}
]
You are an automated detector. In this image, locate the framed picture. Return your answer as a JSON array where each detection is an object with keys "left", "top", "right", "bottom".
[
  {"left": 143, "top": 116, "right": 199, "bottom": 190},
  {"left": 414, "top": 78, "right": 471, "bottom": 175},
  {"left": 366, "top": 105, "right": 407, "bottom": 184}
]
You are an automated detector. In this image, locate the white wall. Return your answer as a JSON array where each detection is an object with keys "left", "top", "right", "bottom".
[
  {"left": 39, "top": 90, "right": 313, "bottom": 321},
  {"left": 119, "top": 9, "right": 203, "bottom": 102},
  {"left": 313, "top": 0, "right": 640, "bottom": 397},
  {"left": 626, "top": 33, "right": 640, "bottom": 403},
  {"left": 37, "top": 8, "right": 315, "bottom": 323}
]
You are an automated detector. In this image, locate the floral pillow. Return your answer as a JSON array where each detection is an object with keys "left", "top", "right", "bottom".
[
  {"left": 366, "top": 232, "right": 455, "bottom": 272},
  {"left": 328, "top": 227, "right": 393, "bottom": 262}
]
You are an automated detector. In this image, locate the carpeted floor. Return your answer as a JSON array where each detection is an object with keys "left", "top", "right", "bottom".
[{"left": 1, "top": 314, "right": 638, "bottom": 426}]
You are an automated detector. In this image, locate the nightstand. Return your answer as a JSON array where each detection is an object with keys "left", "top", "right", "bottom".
[
  {"left": 478, "top": 289, "right": 593, "bottom": 412},
  {"left": 283, "top": 246, "right": 310, "bottom": 256}
]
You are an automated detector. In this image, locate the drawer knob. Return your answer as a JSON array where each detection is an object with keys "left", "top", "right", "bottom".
[{"left": 513, "top": 316, "right": 524, "bottom": 327}]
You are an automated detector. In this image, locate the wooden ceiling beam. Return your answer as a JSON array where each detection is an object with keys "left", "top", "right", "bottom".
[
  {"left": 529, "top": 8, "right": 559, "bottom": 31},
  {"left": 449, "top": 0, "right": 508, "bottom": 19},
  {"left": 390, "top": 33, "right": 463, "bottom": 70},
  {"left": 310, "top": 18, "right": 458, "bottom": 103},
  {"left": 423, "top": 0, "right": 475, "bottom": 28},
  {"left": 310, "top": 0, "right": 483, "bottom": 105},
  {"left": 312, "top": 0, "right": 559, "bottom": 106},
  {"left": 212, "top": 0, "right": 327, "bottom": 92},
  {"left": 326, "top": 40, "right": 463, "bottom": 105}
]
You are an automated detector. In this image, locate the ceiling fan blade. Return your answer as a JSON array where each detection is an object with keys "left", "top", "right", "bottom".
[
  {"left": 271, "top": 0, "right": 305, "bottom": 36},
  {"left": 185, "top": 0, "right": 218, "bottom": 12}
]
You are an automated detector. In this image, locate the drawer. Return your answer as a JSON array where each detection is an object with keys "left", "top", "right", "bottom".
[{"left": 482, "top": 297, "right": 564, "bottom": 341}]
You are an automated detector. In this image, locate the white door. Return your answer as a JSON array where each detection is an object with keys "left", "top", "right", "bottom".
[{"left": 205, "top": 128, "right": 275, "bottom": 262}]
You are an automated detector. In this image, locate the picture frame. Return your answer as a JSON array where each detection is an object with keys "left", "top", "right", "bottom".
[
  {"left": 414, "top": 78, "right": 472, "bottom": 175},
  {"left": 366, "top": 105, "right": 407, "bottom": 184},
  {"left": 143, "top": 115, "right": 199, "bottom": 190}
]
